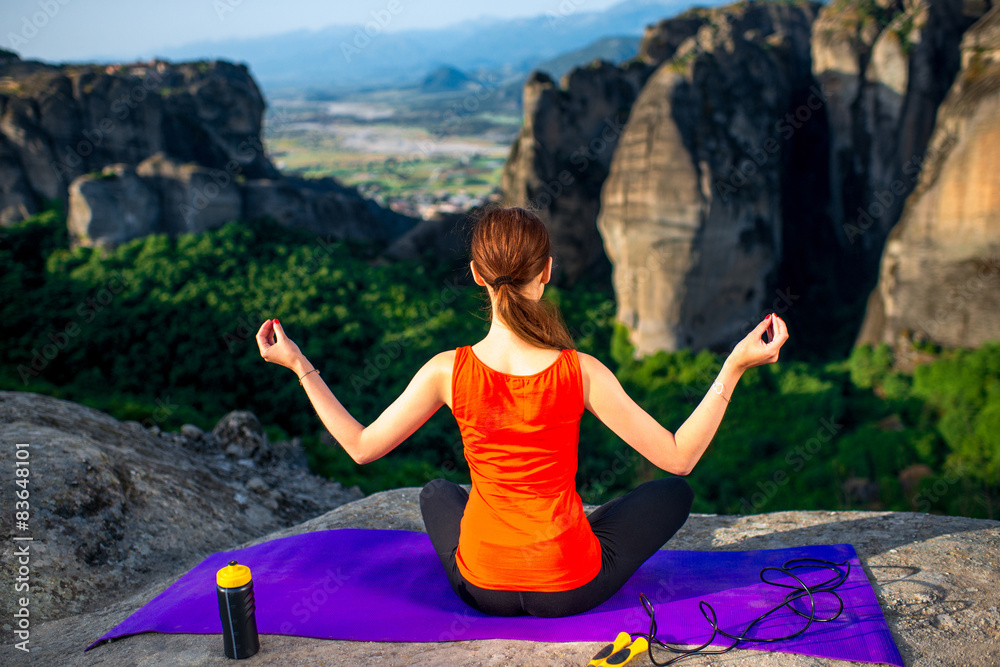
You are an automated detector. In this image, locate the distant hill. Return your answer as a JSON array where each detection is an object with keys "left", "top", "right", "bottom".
[
  {"left": 144, "top": 0, "right": 727, "bottom": 96},
  {"left": 532, "top": 36, "right": 640, "bottom": 83},
  {"left": 420, "top": 65, "right": 474, "bottom": 93}
]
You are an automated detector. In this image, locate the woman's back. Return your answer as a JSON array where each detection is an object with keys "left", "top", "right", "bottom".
[
  {"left": 256, "top": 203, "right": 789, "bottom": 617},
  {"left": 450, "top": 343, "right": 602, "bottom": 592}
]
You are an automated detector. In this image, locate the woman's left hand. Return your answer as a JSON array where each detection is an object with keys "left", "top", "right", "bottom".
[{"left": 256, "top": 319, "right": 305, "bottom": 372}]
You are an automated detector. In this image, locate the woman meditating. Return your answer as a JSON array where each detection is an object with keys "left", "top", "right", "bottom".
[{"left": 256, "top": 205, "right": 788, "bottom": 618}]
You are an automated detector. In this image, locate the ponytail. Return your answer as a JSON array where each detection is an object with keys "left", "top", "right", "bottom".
[{"left": 469, "top": 205, "right": 576, "bottom": 350}]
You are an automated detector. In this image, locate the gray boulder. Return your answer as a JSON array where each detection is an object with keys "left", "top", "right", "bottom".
[
  {"left": 66, "top": 164, "right": 160, "bottom": 247},
  {"left": 0, "top": 391, "right": 361, "bottom": 628},
  {"left": 242, "top": 175, "right": 413, "bottom": 244},
  {"left": 135, "top": 152, "right": 242, "bottom": 236},
  {"left": 0, "top": 54, "right": 416, "bottom": 251},
  {"left": 379, "top": 210, "right": 469, "bottom": 264}
]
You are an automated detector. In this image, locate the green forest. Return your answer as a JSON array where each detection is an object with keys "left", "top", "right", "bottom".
[{"left": 2, "top": 207, "right": 997, "bottom": 519}]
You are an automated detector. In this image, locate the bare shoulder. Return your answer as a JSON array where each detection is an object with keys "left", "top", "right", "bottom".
[
  {"left": 574, "top": 351, "right": 610, "bottom": 399},
  {"left": 432, "top": 349, "right": 456, "bottom": 366},
  {"left": 430, "top": 349, "right": 457, "bottom": 408},
  {"left": 575, "top": 350, "right": 610, "bottom": 377}
]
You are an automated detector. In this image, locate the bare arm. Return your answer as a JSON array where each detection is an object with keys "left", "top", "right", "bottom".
[
  {"left": 580, "top": 315, "right": 788, "bottom": 475},
  {"left": 255, "top": 319, "right": 448, "bottom": 464}
]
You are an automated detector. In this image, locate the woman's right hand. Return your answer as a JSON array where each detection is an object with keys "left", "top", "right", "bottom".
[{"left": 727, "top": 314, "right": 789, "bottom": 372}]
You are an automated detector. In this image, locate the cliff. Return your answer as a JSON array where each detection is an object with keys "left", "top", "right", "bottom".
[
  {"left": 812, "top": 0, "right": 981, "bottom": 272},
  {"left": 503, "top": 0, "right": 996, "bottom": 356},
  {"left": 499, "top": 13, "right": 707, "bottom": 285},
  {"left": 0, "top": 53, "right": 413, "bottom": 247},
  {"left": 857, "top": 5, "right": 1000, "bottom": 354},
  {"left": 596, "top": 1, "right": 821, "bottom": 355},
  {"left": 1, "top": 391, "right": 998, "bottom": 665}
]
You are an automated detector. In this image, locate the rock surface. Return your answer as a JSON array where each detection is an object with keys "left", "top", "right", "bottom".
[
  {"left": 858, "top": 5, "right": 1000, "bottom": 353},
  {"left": 6, "top": 488, "right": 999, "bottom": 666},
  {"left": 811, "top": 0, "right": 985, "bottom": 288},
  {"left": 501, "top": 0, "right": 997, "bottom": 356},
  {"left": 380, "top": 210, "right": 470, "bottom": 265},
  {"left": 0, "top": 54, "right": 414, "bottom": 247},
  {"left": 66, "top": 164, "right": 160, "bottom": 247},
  {"left": 0, "top": 391, "right": 362, "bottom": 627},
  {"left": 597, "top": 1, "right": 821, "bottom": 355},
  {"left": 132, "top": 152, "right": 243, "bottom": 237},
  {"left": 499, "top": 12, "right": 707, "bottom": 285}
]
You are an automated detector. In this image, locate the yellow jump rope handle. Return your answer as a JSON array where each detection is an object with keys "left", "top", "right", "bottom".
[
  {"left": 605, "top": 636, "right": 649, "bottom": 666},
  {"left": 587, "top": 631, "right": 632, "bottom": 666},
  {"left": 590, "top": 635, "right": 649, "bottom": 667}
]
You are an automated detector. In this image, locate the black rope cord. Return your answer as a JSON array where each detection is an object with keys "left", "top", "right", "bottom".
[{"left": 634, "top": 557, "right": 852, "bottom": 666}]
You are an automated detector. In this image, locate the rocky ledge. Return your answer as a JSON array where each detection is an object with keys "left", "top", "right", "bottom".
[
  {"left": 0, "top": 392, "right": 997, "bottom": 665},
  {"left": 6, "top": 491, "right": 999, "bottom": 666}
]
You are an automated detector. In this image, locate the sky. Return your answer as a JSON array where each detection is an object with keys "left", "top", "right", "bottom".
[{"left": 2, "top": 0, "right": 631, "bottom": 62}]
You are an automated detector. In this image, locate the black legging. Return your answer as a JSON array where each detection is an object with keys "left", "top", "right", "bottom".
[{"left": 419, "top": 476, "right": 693, "bottom": 617}]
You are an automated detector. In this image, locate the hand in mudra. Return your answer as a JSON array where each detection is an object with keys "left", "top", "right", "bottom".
[
  {"left": 256, "top": 319, "right": 304, "bottom": 371},
  {"left": 729, "top": 314, "right": 789, "bottom": 371}
]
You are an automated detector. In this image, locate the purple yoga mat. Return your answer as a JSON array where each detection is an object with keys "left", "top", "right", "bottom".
[{"left": 86, "top": 529, "right": 902, "bottom": 665}]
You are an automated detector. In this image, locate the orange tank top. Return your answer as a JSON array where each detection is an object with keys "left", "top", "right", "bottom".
[{"left": 450, "top": 344, "right": 603, "bottom": 592}]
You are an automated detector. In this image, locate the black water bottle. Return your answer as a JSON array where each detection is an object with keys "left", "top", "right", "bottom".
[{"left": 216, "top": 560, "right": 260, "bottom": 659}]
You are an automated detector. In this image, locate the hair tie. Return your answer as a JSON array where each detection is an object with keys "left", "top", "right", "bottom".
[{"left": 492, "top": 275, "right": 514, "bottom": 288}]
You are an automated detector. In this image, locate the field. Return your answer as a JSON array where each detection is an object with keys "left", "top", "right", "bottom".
[{"left": 263, "top": 86, "right": 522, "bottom": 213}]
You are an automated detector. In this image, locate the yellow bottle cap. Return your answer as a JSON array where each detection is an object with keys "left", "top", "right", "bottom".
[{"left": 216, "top": 560, "right": 252, "bottom": 588}]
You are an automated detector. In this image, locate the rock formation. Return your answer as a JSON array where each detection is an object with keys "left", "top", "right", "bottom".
[
  {"left": 0, "top": 391, "right": 362, "bottom": 626},
  {"left": 811, "top": 0, "right": 986, "bottom": 283},
  {"left": 66, "top": 164, "right": 160, "bottom": 247},
  {"left": 858, "top": 5, "right": 1000, "bottom": 352},
  {"left": 500, "top": 13, "right": 708, "bottom": 285},
  {"left": 0, "top": 53, "right": 414, "bottom": 247},
  {"left": 13, "top": 486, "right": 1000, "bottom": 665},
  {"left": 379, "top": 210, "right": 470, "bottom": 265},
  {"left": 500, "top": 0, "right": 996, "bottom": 355},
  {"left": 596, "top": 1, "right": 822, "bottom": 355}
]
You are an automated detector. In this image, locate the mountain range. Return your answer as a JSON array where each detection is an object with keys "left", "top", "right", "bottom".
[{"left": 132, "top": 0, "right": 728, "bottom": 95}]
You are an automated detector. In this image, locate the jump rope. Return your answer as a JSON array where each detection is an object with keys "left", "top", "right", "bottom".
[{"left": 591, "top": 557, "right": 852, "bottom": 666}]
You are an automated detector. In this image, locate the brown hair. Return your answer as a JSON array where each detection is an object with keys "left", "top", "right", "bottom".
[{"left": 469, "top": 204, "right": 575, "bottom": 350}]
